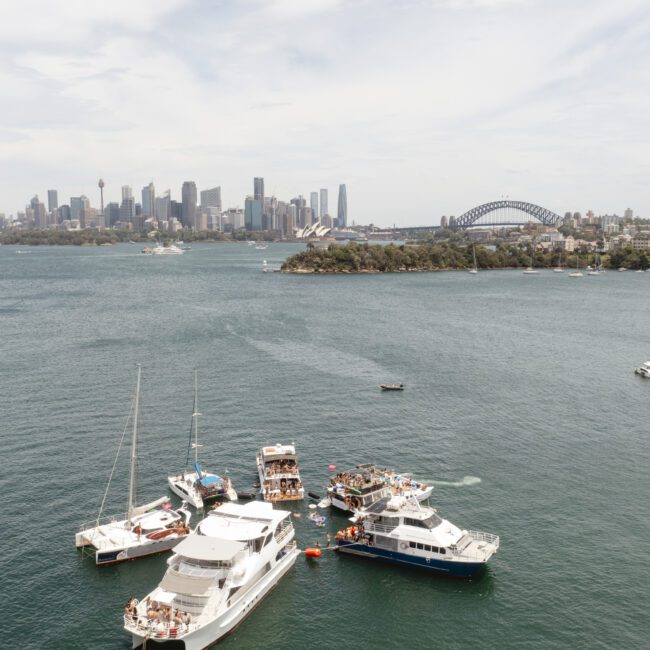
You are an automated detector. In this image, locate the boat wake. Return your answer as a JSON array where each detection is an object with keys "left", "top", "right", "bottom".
[
  {"left": 247, "top": 339, "right": 387, "bottom": 380},
  {"left": 425, "top": 476, "right": 482, "bottom": 487}
]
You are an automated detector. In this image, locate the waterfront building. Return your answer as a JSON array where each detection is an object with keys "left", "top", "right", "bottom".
[
  {"left": 181, "top": 181, "right": 197, "bottom": 229},
  {"left": 119, "top": 196, "right": 135, "bottom": 222},
  {"left": 155, "top": 192, "right": 170, "bottom": 222},
  {"left": 194, "top": 212, "right": 208, "bottom": 232},
  {"left": 337, "top": 184, "right": 347, "bottom": 228},
  {"left": 70, "top": 195, "right": 90, "bottom": 222},
  {"left": 80, "top": 206, "right": 99, "bottom": 229},
  {"left": 222, "top": 208, "right": 245, "bottom": 231},
  {"left": 141, "top": 182, "right": 155, "bottom": 217},
  {"left": 310, "top": 192, "right": 318, "bottom": 219},
  {"left": 254, "top": 177, "right": 264, "bottom": 203},
  {"left": 245, "top": 196, "right": 263, "bottom": 231},
  {"left": 200, "top": 186, "right": 222, "bottom": 213},
  {"left": 47, "top": 190, "right": 58, "bottom": 213},
  {"left": 320, "top": 188, "right": 328, "bottom": 218},
  {"left": 105, "top": 202, "right": 119, "bottom": 227},
  {"left": 287, "top": 204, "right": 297, "bottom": 235}
]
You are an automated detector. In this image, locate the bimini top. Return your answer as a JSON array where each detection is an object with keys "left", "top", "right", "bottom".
[
  {"left": 198, "top": 475, "right": 223, "bottom": 486},
  {"left": 198, "top": 501, "right": 288, "bottom": 541},
  {"left": 174, "top": 534, "right": 246, "bottom": 562}
]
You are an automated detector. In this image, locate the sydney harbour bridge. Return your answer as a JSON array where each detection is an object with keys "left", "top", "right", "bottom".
[{"left": 391, "top": 200, "right": 563, "bottom": 236}]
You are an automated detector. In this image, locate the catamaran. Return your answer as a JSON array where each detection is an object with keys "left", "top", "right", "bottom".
[
  {"left": 124, "top": 501, "right": 300, "bottom": 649},
  {"left": 75, "top": 366, "right": 191, "bottom": 566},
  {"left": 168, "top": 371, "right": 237, "bottom": 509}
]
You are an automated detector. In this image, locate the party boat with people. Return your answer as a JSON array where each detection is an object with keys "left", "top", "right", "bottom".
[
  {"left": 326, "top": 464, "right": 432, "bottom": 513},
  {"left": 335, "top": 494, "right": 499, "bottom": 577},
  {"left": 168, "top": 371, "right": 237, "bottom": 509},
  {"left": 124, "top": 501, "right": 299, "bottom": 649},
  {"left": 257, "top": 443, "right": 304, "bottom": 501},
  {"left": 75, "top": 366, "right": 192, "bottom": 566}
]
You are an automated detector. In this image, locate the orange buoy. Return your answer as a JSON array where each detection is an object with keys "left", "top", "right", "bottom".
[{"left": 305, "top": 548, "right": 322, "bottom": 558}]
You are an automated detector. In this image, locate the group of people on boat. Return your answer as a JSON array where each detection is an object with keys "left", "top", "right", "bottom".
[
  {"left": 265, "top": 460, "right": 299, "bottom": 476},
  {"left": 265, "top": 477, "right": 302, "bottom": 499},
  {"left": 124, "top": 597, "right": 192, "bottom": 631},
  {"left": 335, "top": 526, "right": 365, "bottom": 544},
  {"left": 331, "top": 470, "right": 381, "bottom": 492}
]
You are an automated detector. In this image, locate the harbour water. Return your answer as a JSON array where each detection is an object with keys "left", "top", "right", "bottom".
[{"left": 2, "top": 243, "right": 649, "bottom": 649}]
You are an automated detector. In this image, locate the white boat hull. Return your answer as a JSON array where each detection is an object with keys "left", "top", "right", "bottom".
[{"left": 130, "top": 546, "right": 300, "bottom": 649}]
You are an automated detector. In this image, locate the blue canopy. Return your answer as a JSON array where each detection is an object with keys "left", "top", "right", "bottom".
[{"left": 199, "top": 474, "right": 223, "bottom": 486}]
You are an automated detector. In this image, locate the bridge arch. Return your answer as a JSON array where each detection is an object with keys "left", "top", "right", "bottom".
[{"left": 453, "top": 200, "right": 562, "bottom": 229}]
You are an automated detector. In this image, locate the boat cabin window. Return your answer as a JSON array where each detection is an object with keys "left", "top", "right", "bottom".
[
  {"left": 439, "top": 547, "right": 446, "bottom": 555},
  {"left": 377, "top": 516, "right": 399, "bottom": 526},
  {"left": 250, "top": 537, "right": 264, "bottom": 553},
  {"left": 404, "top": 515, "right": 442, "bottom": 530},
  {"left": 416, "top": 542, "right": 424, "bottom": 550},
  {"left": 264, "top": 532, "right": 273, "bottom": 547}
]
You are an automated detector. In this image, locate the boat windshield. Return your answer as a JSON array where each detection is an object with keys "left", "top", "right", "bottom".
[{"left": 404, "top": 513, "right": 442, "bottom": 529}]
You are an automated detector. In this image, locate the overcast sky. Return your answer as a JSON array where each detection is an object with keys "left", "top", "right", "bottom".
[{"left": 2, "top": 0, "right": 649, "bottom": 225}]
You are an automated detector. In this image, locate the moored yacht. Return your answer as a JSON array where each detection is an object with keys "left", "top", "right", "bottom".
[
  {"left": 257, "top": 443, "right": 304, "bottom": 501},
  {"left": 634, "top": 360, "right": 650, "bottom": 378},
  {"left": 124, "top": 501, "right": 300, "bottom": 649},
  {"left": 168, "top": 371, "right": 237, "bottom": 509},
  {"left": 151, "top": 244, "right": 184, "bottom": 255},
  {"left": 335, "top": 495, "right": 499, "bottom": 577},
  {"left": 75, "top": 366, "right": 192, "bottom": 565},
  {"left": 326, "top": 464, "right": 431, "bottom": 512}
]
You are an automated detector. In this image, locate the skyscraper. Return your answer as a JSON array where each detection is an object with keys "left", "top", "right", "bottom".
[
  {"left": 310, "top": 192, "right": 318, "bottom": 220},
  {"left": 141, "top": 182, "right": 155, "bottom": 217},
  {"left": 121, "top": 185, "right": 133, "bottom": 201},
  {"left": 244, "top": 196, "right": 263, "bottom": 231},
  {"left": 181, "top": 181, "right": 197, "bottom": 228},
  {"left": 47, "top": 190, "right": 58, "bottom": 212},
  {"left": 200, "top": 186, "right": 222, "bottom": 213},
  {"left": 337, "top": 184, "right": 347, "bottom": 228},
  {"left": 319, "top": 189, "right": 328, "bottom": 217},
  {"left": 70, "top": 195, "right": 90, "bottom": 222},
  {"left": 155, "top": 191, "right": 171, "bottom": 222},
  {"left": 254, "top": 177, "right": 264, "bottom": 203}
]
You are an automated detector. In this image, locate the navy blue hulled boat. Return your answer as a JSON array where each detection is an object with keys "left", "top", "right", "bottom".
[{"left": 335, "top": 495, "right": 499, "bottom": 578}]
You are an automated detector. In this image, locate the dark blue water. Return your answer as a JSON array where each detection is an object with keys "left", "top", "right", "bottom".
[{"left": 2, "top": 244, "right": 649, "bottom": 649}]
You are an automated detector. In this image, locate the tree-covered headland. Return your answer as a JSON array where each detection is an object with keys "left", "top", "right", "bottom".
[{"left": 281, "top": 242, "right": 650, "bottom": 273}]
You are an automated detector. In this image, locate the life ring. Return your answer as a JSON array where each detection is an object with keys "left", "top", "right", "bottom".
[{"left": 400, "top": 542, "right": 409, "bottom": 550}]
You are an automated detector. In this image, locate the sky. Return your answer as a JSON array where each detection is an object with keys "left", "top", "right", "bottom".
[{"left": 1, "top": 0, "right": 649, "bottom": 226}]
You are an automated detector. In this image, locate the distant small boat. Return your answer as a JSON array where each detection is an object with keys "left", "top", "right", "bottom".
[
  {"left": 255, "top": 243, "right": 268, "bottom": 250},
  {"left": 380, "top": 383, "right": 404, "bottom": 391},
  {"left": 634, "top": 361, "right": 650, "bottom": 378}
]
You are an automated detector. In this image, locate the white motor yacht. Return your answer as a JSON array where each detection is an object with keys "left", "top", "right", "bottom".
[
  {"left": 634, "top": 361, "right": 650, "bottom": 378},
  {"left": 151, "top": 244, "right": 184, "bottom": 255},
  {"left": 257, "top": 443, "right": 304, "bottom": 502},
  {"left": 335, "top": 495, "right": 499, "bottom": 578},
  {"left": 327, "top": 464, "right": 431, "bottom": 513},
  {"left": 124, "top": 501, "right": 299, "bottom": 649},
  {"left": 168, "top": 371, "right": 237, "bottom": 509},
  {"left": 75, "top": 366, "right": 191, "bottom": 565}
]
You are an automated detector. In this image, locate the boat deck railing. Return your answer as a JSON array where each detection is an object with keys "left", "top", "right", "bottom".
[
  {"left": 450, "top": 530, "right": 500, "bottom": 560},
  {"left": 124, "top": 615, "right": 199, "bottom": 640},
  {"left": 364, "top": 522, "right": 397, "bottom": 534}
]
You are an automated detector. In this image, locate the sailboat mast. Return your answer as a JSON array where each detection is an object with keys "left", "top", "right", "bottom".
[
  {"left": 127, "top": 364, "right": 141, "bottom": 525},
  {"left": 193, "top": 369, "right": 199, "bottom": 465}
]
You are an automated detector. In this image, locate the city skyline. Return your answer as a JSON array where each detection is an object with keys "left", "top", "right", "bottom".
[{"left": 1, "top": 1, "right": 649, "bottom": 222}]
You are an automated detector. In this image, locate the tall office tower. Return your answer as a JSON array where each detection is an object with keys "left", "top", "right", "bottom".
[
  {"left": 287, "top": 204, "right": 297, "bottom": 236},
  {"left": 155, "top": 191, "right": 171, "bottom": 222},
  {"left": 105, "top": 202, "right": 120, "bottom": 227},
  {"left": 59, "top": 204, "right": 71, "bottom": 221},
  {"left": 47, "top": 190, "right": 58, "bottom": 212},
  {"left": 310, "top": 192, "right": 318, "bottom": 220},
  {"left": 121, "top": 185, "right": 133, "bottom": 201},
  {"left": 254, "top": 177, "right": 264, "bottom": 203},
  {"left": 70, "top": 195, "right": 90, "bottom": 222},
  {"left": 30, "top": 195, "right": 46, "bottom": 227},
  {"left": 290, "top": 196, "right": 306, "bottom": 227},
  {"left": 200, "top": 186, "right": 222, "bottom": 213},
  {"left": 170, "top": 200, "right": 183, "bottom": 222},
  {"left": 337, "top": 184, "right": 347, "bottom": 228},
  {"left": 119, "top": 196, "right": 135, "bottom": 222},
  {"left": 319, "top": 189, "right": 328, "bottom": 217},
  {"left": 181, "top": 181, "right": 197, "bottom": 228},
  {"left": 244, "top": 196, "right": 263, "bottom": 231},
  {"left": 141, "top": 182, "right": 155, "bottom": 217},
  {"left": 624, "top": 208, "right": 633, "bottom": 220},
  {"left": 440, "top": 215, "right": 448, "bottom": 228}
]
